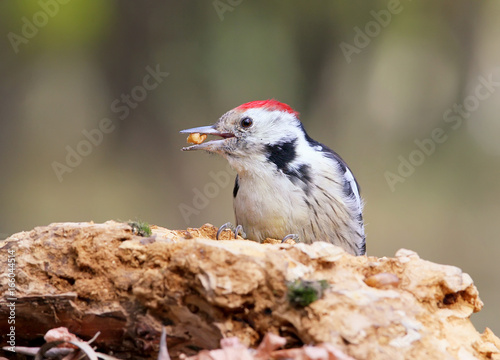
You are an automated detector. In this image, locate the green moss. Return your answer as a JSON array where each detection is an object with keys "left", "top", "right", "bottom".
[
  {"left": 128, "top": 220, "right": 152, "bottom": 237},
  {"left": 287, "top": 279, "right": 329, "bottom": 307}
]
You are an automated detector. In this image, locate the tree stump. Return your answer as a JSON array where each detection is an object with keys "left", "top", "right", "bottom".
[{"left": 1, "top": 221, "right": 499, "bottom": 359}]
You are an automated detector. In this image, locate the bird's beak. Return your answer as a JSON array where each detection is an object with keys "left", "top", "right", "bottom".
[{"left": 180, "top": 125, "right": 234, "bottom": 151}]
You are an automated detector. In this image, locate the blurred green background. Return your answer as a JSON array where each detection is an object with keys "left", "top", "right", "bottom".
[{"left": 0, "top": 0, "right": 499, "bottom": 334}]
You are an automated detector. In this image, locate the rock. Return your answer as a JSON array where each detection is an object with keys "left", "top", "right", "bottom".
[{"left": 0, "top": 221, "right": 498, "bottom": 359}]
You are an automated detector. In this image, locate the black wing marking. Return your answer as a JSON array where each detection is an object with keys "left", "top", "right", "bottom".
[{"left": 233, "top": 175, "right": 239, "bottom": 198}]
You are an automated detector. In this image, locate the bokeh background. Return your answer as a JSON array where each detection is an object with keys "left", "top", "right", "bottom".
[{"left": 0, "top": 0, "right": 499, "bottom": 334}]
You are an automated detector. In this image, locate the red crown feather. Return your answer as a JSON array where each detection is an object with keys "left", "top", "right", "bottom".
[{"left": 236, "top": 100, "right": 299, "bottom": 117}]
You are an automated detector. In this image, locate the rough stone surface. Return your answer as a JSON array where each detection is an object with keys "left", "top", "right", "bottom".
[{"left": 0, "top": 221, "right": 499, "bottom": 359}]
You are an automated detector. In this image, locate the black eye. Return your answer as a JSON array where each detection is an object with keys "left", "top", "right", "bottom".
[{"left": 240, "top": 117, "right": 253, "bottom": 128}]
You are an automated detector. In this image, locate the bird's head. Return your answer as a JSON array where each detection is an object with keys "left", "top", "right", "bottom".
[{"left": 181, "top": 100, "right": 306, "bottom": 170}]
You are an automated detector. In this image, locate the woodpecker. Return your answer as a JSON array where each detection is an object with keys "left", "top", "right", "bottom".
[{"left": 180, "top": 100, "right": 366, "bottom": 256}]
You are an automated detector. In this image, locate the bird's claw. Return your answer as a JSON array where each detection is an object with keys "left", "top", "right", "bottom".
[
  {"left": 216, "top": 222, "right": 233, "bottom": 240},
  {"left": 234, "top": 225, "right": 246, "bottom": 238},
  {"left": 282, "top": 233, "right": 300, "bottom": 243},
  {"left": 216, "top": 222, "right": 246, "bottom": 240}
]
